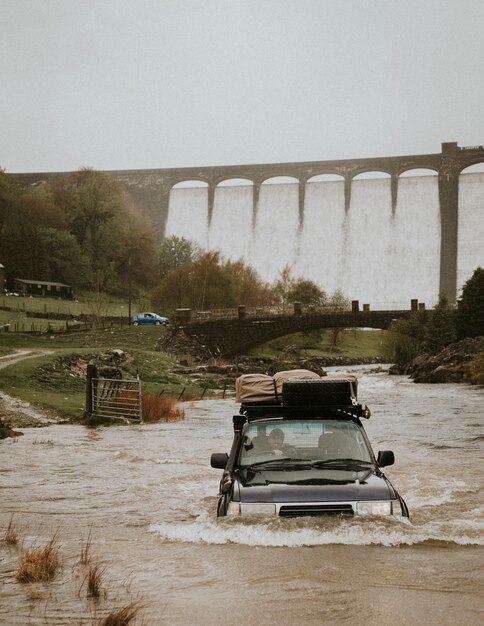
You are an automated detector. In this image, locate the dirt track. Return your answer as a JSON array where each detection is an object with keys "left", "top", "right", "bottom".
[{"left": 0, "top": 350, "right": 57, "bottom": 426}]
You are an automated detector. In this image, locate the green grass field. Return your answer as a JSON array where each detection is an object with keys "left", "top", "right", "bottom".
[{"left": 248, "top": 328, "right": 385, "bottom": 359}]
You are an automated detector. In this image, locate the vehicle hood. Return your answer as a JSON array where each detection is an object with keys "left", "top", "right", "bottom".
[{"left": 237, "top": 472, "right": 394, "bottom": 503}]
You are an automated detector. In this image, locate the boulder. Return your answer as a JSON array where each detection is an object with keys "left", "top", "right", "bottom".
[{"left": 403, "top": 336, "right": 484, "bottom": 383}]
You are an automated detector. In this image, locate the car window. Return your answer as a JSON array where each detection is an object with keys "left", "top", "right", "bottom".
[{"left": 239, "top": 420, "right": 372, "bottom": 465}]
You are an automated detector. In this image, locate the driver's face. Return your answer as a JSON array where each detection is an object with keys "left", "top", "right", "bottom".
[{"left": 269, "top": 432, "right": 284, "bottom": 447}]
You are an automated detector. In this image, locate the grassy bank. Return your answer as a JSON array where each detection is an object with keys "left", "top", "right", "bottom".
[
  {"left": 248, "top": 328, "right": 385, "bottom": 360},
  {"left": 0, "top": 326, "right": 206, "bottom": 422}
]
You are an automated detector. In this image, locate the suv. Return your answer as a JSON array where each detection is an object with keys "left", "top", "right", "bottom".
[{"left": 210, "top": 375, "right": 409, "bottom": 518}]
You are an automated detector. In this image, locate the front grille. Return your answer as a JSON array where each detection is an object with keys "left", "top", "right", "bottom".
[{"left": 279, "top": 504, "right": 354, "bottom": 517}]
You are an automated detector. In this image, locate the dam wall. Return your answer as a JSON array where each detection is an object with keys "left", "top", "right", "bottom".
[{"left": 12, "top": 142, "right": 484, "bottom": 306}]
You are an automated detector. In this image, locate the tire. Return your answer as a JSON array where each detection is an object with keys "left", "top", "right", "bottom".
[
  {"left": 217, "top": 496, "right": 227, "bottom": 517},
  {"left": 155, "top": 320, "right": 161, "bottom": 326},
  {"left": 133, "top": 321, "right": 139, "bottom": 326}
]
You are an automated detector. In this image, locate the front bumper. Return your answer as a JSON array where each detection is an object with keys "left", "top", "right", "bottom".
[{"left": 226, "top": 499, "right": 405, "bottom": 517}]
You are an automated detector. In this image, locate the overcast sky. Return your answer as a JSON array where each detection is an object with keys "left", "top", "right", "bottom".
[{"left": 1, "top": 0, "right": 484, "bottom": 173}]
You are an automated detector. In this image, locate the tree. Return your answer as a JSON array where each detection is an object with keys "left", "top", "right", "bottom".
[
  {"left": 151, "top": 251, "right": 273, "bottom": 314},
  {"left": 423, "top": 295, "right": 456, "bottom": 355},
  {"left": 329, "top": 289, "right": 351, "bottom": 310},
  {"left": 287, "top": 279, "right": 327, "bottom": 306},
  {"left": 39, "top": 229, "right": 91, "bottom": 289},
  {"left": 159, "top": 236, "right": 196, "bottom": 278},
  {"left": 0, "top": 167, "right": 17, "bottom": 235},
  {"left": 381, "top": 310, "right": 428, "bottom": 365},
  {"left": 9, "top": 193, "right": 66, "bottom": 230},
  {"left": 273, "top": 267, "right": 327, "bottom": 308},
  {"left": 456, "top": 267, "right": 484, "bottom": 339},
  {"left": 54, "top": 168, "right": 123, "bottom": 269}
]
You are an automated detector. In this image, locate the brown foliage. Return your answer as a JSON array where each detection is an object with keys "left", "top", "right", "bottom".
[
  {"left": 100, "top": 602, "right": 141, "bottom": 625},
  {"left": 16, "top": 537, "right": 60, "bottom": 583},
  {"left": 142, "top": 394, "right": 185, "bottom": 423},
  {"left": 151, "top": 250, "right": 275, "bottom": 314},
  {"left": 2, "top": 517, "right": 18, "bottom": 545}
]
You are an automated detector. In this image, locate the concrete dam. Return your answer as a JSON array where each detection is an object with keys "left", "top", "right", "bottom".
[{"left": 14, "top": 142, "right": 484, "bottom": 307}]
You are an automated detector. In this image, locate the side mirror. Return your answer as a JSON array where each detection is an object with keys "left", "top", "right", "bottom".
[
  {"left": 377, "top": 450, "right": 395, "bottom": 467},
  {"left": 211, "top": 452, "right": 229, "bottom": 469}
]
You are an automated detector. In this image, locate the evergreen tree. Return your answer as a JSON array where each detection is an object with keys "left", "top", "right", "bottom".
[
  {"left": 381, "top": 309, "right": 428, "bottom": 365},
  {"left": 456, "top": 267, "right": 484, "bottom": 339},
  {"left": 423, "top": 295, "right": 456, "bottom": 355}
]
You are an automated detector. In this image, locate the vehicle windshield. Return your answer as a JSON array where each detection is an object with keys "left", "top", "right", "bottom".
[{"left": 238, "top": 420, "right": 373, "bottom": 467}]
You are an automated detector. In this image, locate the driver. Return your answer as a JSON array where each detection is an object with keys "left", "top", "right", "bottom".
[{"left": 268, "top": 428, "right": 291, "bottom": 456}]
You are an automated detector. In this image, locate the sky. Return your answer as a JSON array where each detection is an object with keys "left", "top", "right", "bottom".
[{"left": 1, "top": 0, "right": 484, "bottom": 173}]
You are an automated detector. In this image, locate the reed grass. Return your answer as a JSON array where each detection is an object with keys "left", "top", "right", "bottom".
[
  {"left": 86, "top": 561, "right": 106, "bottom": 599},
  {"left": 80, "top": 527, "right": 93, "bottom": 565},
  {"left": 141, "top": 394, "right": 185, "bottom": 423},
  {"left": 2, "top": 517, "right": 18, "bottom": 545},
  {"left": 16, "top": 536, "right": 60, "bottom": 583},
  {"left": 100, "top": 602, "right": 141, "bottom": 625}
]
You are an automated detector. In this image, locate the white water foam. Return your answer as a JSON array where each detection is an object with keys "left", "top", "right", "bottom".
[{"left": 151, "top": 512, "right": 484, "bottom": 547}]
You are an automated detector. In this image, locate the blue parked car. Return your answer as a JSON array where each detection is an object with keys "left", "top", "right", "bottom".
[{"left": 130, "top": 312, "right": 169, "bottom": 326}]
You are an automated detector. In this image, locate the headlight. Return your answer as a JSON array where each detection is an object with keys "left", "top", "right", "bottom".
[
  {"left": 356, "top": 501, "right": 392, "bottom": 516},
  {"left": 226, "top": 502, "right": 277, "bottom": 516}
]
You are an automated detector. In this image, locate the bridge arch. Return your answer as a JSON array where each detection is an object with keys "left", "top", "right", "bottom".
[
  {"left": 172, "top": 179, "right": 209, "bottom": 188},
  {"left": 352, "top": 170, "right": 391, "bottom": 179},
  {"left": 260, "top": 175, "right": 299, "bottom": 185},
  {"left": 306, "top": 173, "right": 344, "bottom": 183},
  {"left": 216, "top": 177, "right": 253, "bottom": 186},
  {"left": 459, "top": 162, "right": 484, "bottom": 174},
  {"left": 177, "top": 307, "right": 414, "bottom": 358},
  {"left": 399, "top": 167, "right": 438, "bottom": 177}
]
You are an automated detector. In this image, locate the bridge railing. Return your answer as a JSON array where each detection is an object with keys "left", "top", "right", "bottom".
[
  {"left": 175, "top": 299, "right": 425, "bottom": 325},
  {"left": 176, "top": 303, "right": 352, "bottom": 323}
]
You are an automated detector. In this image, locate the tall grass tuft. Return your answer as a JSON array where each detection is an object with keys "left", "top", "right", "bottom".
[
  {"left": 142, "top": 394, "right": 185, "bottom": 423},
  {"left": 2, "top": 517, "right": 18, "bottom": 545},
  {"left": 80, "top": 527, "right": 93, "bottom": 564},
  {"left": 100, "top": 602, "right": 141, "bottom": 625},
  {"left": 16, "top": 536, "right": 60, "bottom": 583},
  {"left": 86, "top": 561, "right": 106, "bottom": 599}
]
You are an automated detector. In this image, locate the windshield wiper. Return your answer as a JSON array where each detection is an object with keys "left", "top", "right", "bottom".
[
  {"left": 310, "top": 458, "right": 374, "bottom": 470},
  {"left": 240, "top": 457, "right": 299, "bottom": 470}
]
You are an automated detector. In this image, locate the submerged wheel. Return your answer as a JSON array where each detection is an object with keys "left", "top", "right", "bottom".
[{"left": 217, "top": 496, "right": 227, "bottom": 517}]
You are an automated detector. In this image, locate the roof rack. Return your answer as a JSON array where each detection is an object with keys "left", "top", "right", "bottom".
[{"left": 239, "top": 402, "right": 371, "bottom": 421}]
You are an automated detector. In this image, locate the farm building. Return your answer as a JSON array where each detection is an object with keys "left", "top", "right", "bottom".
[{"left": 12, "top": 278, "right": 73, "bottom": 299}]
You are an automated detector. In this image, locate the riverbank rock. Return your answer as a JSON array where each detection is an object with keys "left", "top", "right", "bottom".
[{"left": 391, "top": 336, "right": 484, "bottom": 383}]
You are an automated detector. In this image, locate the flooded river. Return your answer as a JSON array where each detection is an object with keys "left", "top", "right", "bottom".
[{"left": 1, "top": 368, "right": 483, "bottom": 625}]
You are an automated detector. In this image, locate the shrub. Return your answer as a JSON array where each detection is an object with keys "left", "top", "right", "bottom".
[{"left": 142, "top": 394, "right": 185, "bottom": 423}]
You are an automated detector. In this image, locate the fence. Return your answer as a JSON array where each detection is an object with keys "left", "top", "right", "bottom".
[{"left": 86, "top": 365, "right": 142, "bottom": 422}]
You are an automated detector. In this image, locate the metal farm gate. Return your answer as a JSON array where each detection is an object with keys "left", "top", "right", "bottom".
[{"left": 91, "top": 376, "right": 142, "bottom": 422}]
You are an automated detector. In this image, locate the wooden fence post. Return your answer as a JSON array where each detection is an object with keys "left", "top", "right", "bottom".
[{"left": 86, "top": 364, "right": 98, "bottom": 417}]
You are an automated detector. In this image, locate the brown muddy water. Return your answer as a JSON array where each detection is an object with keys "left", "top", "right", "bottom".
[{"left": 1, "top": 367, "right": 483, "bottom": 625}]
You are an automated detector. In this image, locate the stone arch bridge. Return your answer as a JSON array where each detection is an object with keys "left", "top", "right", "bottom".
[{"left": 171, "top": 301, "right": 419, "bottom": 358}]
